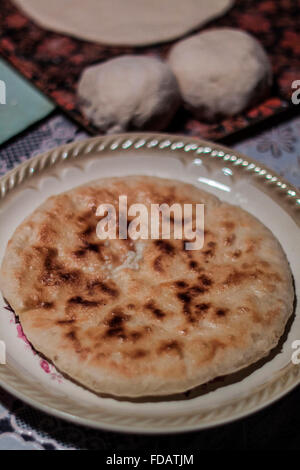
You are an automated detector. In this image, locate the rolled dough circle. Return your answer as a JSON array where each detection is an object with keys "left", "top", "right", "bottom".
[{"left": 12, "top": 0, "right": 234, "bottom": 46}]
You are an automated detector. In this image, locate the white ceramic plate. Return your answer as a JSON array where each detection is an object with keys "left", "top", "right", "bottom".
[{"left": 0, "top": 133, "right": 299, "bottom": 434}]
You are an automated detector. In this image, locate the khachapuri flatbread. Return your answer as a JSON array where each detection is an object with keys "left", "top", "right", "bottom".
[{"left": 0, "top": 176, "right": 294, "bottom": 396}]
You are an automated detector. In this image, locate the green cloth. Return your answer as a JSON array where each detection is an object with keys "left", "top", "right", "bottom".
[{"left": 0, "top": 58, "right": 55, "bottom": 144}]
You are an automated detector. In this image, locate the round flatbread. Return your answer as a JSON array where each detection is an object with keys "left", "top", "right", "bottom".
[
  {"left": 0, "top": 176, "right": 294, "bottom": 397},
  {"left": 12, "top": 0, "right": 234, "bottom": 46}
]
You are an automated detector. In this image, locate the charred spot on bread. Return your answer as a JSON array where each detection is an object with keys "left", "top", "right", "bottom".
[
  {"left": 159, "top": 340, "right": 183, "bottom": 358},
  {"left": 216, "top": 308, "right": 228, "bottom": 317},
  {"left": 153, "top": 255, "right": 163, "bottom": 272},
  {"left": 98, "top": 281, "right": 119, "bottom": 297},
  {"left": 225, "top": 234, "right": 236, "bottom": 246},
  {"left": 57, "top": 319, "right": 75, "bottom": 325},
  {"left": 41, "top": 301, "right": 54, "bottom": 309},
  {"left": 68, "top": 296, "right": 99, "bottom": 307},
  {"left": 145, "top": 300, "right": 166, "bottom": 319},
  {"left": 130, "top": 349, "right": 148, "bottom": 359},
  {"left": 199, "top": 274, "right": 212, "bottom": 286},
  {"left": 195, "top": 303, "right": 210, "bottom": 312},
  {"left": 104, "top": 326, "right": 127, "bottom": 340},
  {"left": 154, "top": 240, "right": 175, "bottom": 256},
  {"left": 189, "top": 260, "right": 198, "bottom": 270},
  {"left": 174, "top": 280, "right": 188, "bottom": 289},
  {"left": 105, "top": 310, "right": 130, "bottom": 327},
  {"left": 222, "top": 221, "right": 235, "bottom": 231}
]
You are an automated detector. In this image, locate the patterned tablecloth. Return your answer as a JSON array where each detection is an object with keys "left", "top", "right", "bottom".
[{"left": 0, "top": 113, "right": 299, "bottom": 450}]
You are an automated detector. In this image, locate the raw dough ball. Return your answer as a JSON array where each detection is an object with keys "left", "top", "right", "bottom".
[
  {"left": 168, "top": 28, "right": 272, "bottom": 121},
  {"left": 77, "top": 55, "right": 181, "bottom": 133}
]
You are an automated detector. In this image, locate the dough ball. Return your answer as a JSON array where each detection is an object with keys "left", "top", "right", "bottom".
[
  {"left": 168, "top": 28, "right": 272, "bottom": 121},
  {"left": 77, "top": 55, "right": 181, "bottom": 133}
]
